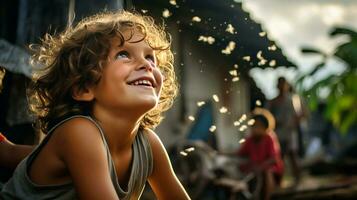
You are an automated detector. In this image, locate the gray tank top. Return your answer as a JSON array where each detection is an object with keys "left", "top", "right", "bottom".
[{"left": 0, "top": 115, "right": 153, "bottom": 200}]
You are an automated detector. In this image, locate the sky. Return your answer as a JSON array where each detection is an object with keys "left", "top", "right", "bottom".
[{"left": 241, "top": 0, "right": 357, "bottom": 99}]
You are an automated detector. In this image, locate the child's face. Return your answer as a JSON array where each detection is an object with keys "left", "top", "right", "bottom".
[
  {"left": 91, "top": 30, "right": 163, "bottom": 116},
  {"left": 251, "top": 120, "right": 267, "bottom": 137}
]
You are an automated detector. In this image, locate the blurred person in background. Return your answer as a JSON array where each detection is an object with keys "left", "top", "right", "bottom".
[
  {"left": 237, "top": 112, "right": 284, "bottom": 200},
  {"left": 266, "top": 77, "right": 307, "bottom": 187}
]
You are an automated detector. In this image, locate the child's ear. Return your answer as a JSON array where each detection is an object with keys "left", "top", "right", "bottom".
[{"left": 72, "top": 86, "right": 94, "bottom": 101}]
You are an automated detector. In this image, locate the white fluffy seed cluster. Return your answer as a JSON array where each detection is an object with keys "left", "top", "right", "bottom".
[{"left": 198, "top": 36, "right": 215, "bottom": 44}]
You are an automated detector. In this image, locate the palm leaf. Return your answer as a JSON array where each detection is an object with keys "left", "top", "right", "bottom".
[{"left": 330, "top": 27, "right": 357, "bottom": 39}]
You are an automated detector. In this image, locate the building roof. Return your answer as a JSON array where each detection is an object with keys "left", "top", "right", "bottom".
[{"left": 133, "top": 0, "right": 296, "bottom": 70}]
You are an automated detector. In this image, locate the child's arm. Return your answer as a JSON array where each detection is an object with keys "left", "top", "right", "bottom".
[
  {"left": 146, "top": 129, "right": 191, "bottom": 200},
  {"left": 0, "top": 133, "right": 34, "bottom": 169},
  {"left": 55, "top": 118, "right": 119, "bottom": 200},
  {"left": 253, "top": 157, "right": 276, "bottom": 172}
]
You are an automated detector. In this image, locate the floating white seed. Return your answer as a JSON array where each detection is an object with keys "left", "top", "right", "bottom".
[
  {"left": 247, "top": 119, "right": 255, "bottom": 126},
  {"left": 226, "top": 24, "right": 235, "bottom": 34},
  {"left": 269, "top": 60, "right": 276, "bottom": 67},
  {"left": 192, "top": 16, "right": 201, "bottom": 22},
  {"left": 169, "top": 0, "right": 176, "bottom": 5},
  {"left": 242, "top": 56, "right": 251, "bottom": 61},
  {"left": 256, "top": 100, "right": 262, "bottom": 106},
  {"left": 162, "top": 9, "right": 171, "bottom": 18},
  {"left": 220, "top": 107, "right": 228, "bottom": 113},
  {"left": 232, "top": 77, "right": 239, "bottom": 82},
  {"left": 185, "top": 147, "right": 195, "bottom": 152},
  {"left": 197, "top": 101, "right": 206, "bottom": 107},
  {"left": 209, "top": 125, "right": 217, "bottom": 132},
  {"left": 212, "top": 94, "right": 219, "bottom": 102},
  {"left": 188, "top": 116, "right": 195, "bottom": 121},
  {"left": 180, "top": 151, "right": 188, "bottom": 156},
  {"left": 229, "top": 70, "right": 238, "bottom": 76}
]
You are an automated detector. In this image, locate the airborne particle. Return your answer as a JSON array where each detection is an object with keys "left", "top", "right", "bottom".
[
  {"left": 221, "top": 41, "right": 236, "bottom": 55},
  {"left": 169, "top": 0, "right": 177, "bottom": 5},
  {"left": 192, "top": 16, "right": 201, "bottom": 22},
  {"left": 197, "top": 101, "right": 206, "bottom": 107},
  {"left": 268, "top": 44, "right": 277, "bottom": 51},
  {"left": 209, "top": 125, "right": 217, "bottom": 132},
  {"left": 269, "top": 60, "right": 276, "bottom": 67},
  {"left": 259, "top": 31, "right": 266, "bottom": 37},
  {"left": 162, "top": 9, "right": 171, "bottom": 18},
  {"left": 258, "top": 59, "right": 267, "bottom": 66},
  {"left": 232, "top": 77, "right": 239, "bottom": 82},
  {"left": 238, "top": 114, "right": 247, "bottom": 123},
  {"left": 239, "top": 138, "right": 246, "bottom": 144},
  {"left": 185, "top": 147, "right": 195, "bottom": 152},
  {"left": 242, "top": 56, "right": 251, "bottom": 61},
  {"left": 257, "top": 51, "right": 267, "bottom": 66},
  {"left": 257, "top": 51, "right": 263, "bottom": 59},
  {"left": 239, "top": 125, "right": 248, "bottom": 132},
  {"left": 219, "top": 107, "right": 228, "bottom": 113},
  {"left": 229, "top": 70, "right": 238, "bottom": 76},
  {"left": 180, "top": 151, "right": 188, "bottom": 156},
  {"left": 256, "top": 100, "right": 262, "bottom": 106},
  {"left": 188, "top": 116, "right": 195, "bottom": 121},
  {"left": 247, "top": 119, "right": 255, "bottom": 126},
  {"left": 212, "top": 94, "right": 219, "bottom": 102},
  {"left": 198, "top": 35, "right": 215, "bottom": 44},
  {"left": 226, "top": 24, "right": 235, "bottom": 34}
]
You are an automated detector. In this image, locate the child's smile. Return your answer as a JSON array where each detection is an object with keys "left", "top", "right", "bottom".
[
  {"left": 128, "top": 78, "right": 154, "bottom": 88},
  {"left": 127, "top": 74, "right": 157, "bottom": 90}
]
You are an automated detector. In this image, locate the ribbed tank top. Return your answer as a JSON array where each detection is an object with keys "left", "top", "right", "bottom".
[{"left": 0, "top": 115, "right": 153, "bottom": 200}]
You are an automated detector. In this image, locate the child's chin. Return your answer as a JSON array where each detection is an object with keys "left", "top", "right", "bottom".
[{"left": 137, "top": 99, "right": 158, "bottom": 111}]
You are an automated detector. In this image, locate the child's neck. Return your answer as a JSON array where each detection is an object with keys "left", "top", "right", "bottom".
[{"left": 92, "top": 109, "right": 143, "bottom": 155}]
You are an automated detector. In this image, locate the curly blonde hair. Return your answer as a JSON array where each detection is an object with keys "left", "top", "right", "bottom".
[{"left": 29, "top": 10, "right": 178, "bottom": 134}]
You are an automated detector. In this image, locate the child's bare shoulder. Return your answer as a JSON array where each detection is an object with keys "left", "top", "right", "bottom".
[
  {"left": 142, "top": 128, "right": 168, "bottom": 159},
  {"left": 142, "top": 128, "right": 168, "bottom": 163},
  {"left": 53, "top": 117, "right": 100, "bottom": 139},
  {"left": 143, "top": 128, "right": 162, "bottom": 147},
  {"left": 51, "top": 117, "right": 105, "bottom": 156}
]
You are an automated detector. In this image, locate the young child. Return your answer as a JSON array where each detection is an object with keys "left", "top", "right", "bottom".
[
  {"left": 1, "top": 11, "right": 190, "bottom": 200},
  {"left": 237, "top": 113, "right": 284, "bottom": 200}
]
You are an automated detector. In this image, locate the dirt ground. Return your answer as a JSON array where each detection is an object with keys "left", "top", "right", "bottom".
[{"left": 273, "top": 173, "right": 357, "bottom": 200}]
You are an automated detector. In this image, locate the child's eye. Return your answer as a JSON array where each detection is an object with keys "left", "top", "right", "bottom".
[
  {"left": 115, "top": 51, "right": 130, "bottom": 60},
  {"left": 145, "top": 55, "right": 156, "bottom": 64}
]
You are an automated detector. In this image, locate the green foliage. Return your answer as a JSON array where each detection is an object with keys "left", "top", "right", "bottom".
[{"left": 298, "top": 27, "right": 357, "bottom": 134}]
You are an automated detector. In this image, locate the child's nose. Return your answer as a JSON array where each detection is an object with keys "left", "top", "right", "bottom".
[
  {"left": 137, "top": 59, "right": 154, "bottom": 72},
  {"left": 138, "top": 64, "right": 153, "bottom": 72}
]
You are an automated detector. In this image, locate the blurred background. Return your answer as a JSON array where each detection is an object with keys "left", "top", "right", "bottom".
[{"left": 0, "top": 0, "right": 356, "bottom": 199}]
